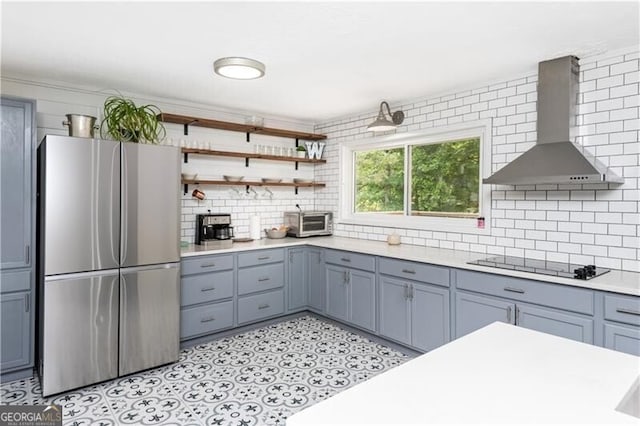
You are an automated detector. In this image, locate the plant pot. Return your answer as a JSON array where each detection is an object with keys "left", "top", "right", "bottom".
[{"left": 297, "top": 151, "right": 306, "bottom": 158}]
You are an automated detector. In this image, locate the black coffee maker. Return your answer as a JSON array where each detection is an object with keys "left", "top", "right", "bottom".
[{"left": 195, "top": 213, "right": 234, "bottom": 245}]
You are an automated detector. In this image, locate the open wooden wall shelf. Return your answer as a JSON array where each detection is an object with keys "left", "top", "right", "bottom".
[
  {"left": 181, "top": 148, "right": 326, "bottom": 165},
  {"left": 158, "top": 113, "right": 327, "bottom": 141},
  {"left": 182, "top": 179, "right": 325, "bottom": 195}
]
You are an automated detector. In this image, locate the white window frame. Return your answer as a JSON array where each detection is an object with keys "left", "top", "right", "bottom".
[{"left": 338, "top": 119, "right": 492, "bottom": 235}]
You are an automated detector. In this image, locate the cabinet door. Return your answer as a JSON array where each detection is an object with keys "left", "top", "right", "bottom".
[
  {"left": 516, "top": 304, "right": 593, "bottom": 344},
  {"left": 603, "top": 323, "right": 640, "bottom": 356},
  {"left": 1, "top": 98, "right": 33, "bottom": 269},
  {"left": 379, "top": 276, "right": 411, "bottom": 346},
  {"left": 0, "top": 292, "right": 31, "bottom": 371},
  {"left": 349, "top": 269, "right": 376, "bottom": 332},
  {"left": 455, "top": 292, "right": 515, "bottom": 339},
  {"left": 412, "top": 283, "right": 450, "bottom": 352},
  {"left": 307, "top": 248, "right": 325, "bottom": 313},
  {"left": 288, "top": 248, "right": 307, "bottom": 312},
  {"left": 326, "top": 265, "right": 348, "bottom": 322}
]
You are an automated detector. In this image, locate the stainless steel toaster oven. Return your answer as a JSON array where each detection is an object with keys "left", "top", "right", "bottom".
[{"left": 284, "top": 211, "right": 333, "bottom": 237}]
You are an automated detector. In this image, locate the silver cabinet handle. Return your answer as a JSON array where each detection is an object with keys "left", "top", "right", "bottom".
[
  {"left": 200, "top": 317, "right": 215, "bottom": 323},
  {"left": 616, "top": 308, "right": 640, "bottom": 316},
  {"left": 343, "top": 270, "right": 348, "bottom": 284},
  {"left": 515, "top": 306, "right": 520, "bottom": 324},
  {"left": 402, "top": 269, "right": 415, "bottom": 274},
  {"left": 258, "top": 303, "right": 270, "bottom": 310},
  {"left": 346, "top": 271, "right": 351, "bottom": 284},
  {"left": 25, "top": 245, "right": 30, "bottom": 264},
  {"left": 340, "top": 257, "right": 351, "bottom": 262},
  {"left": 200, "top": 262, "right": 216, "bottom": 268},
  {"left": 201, "top": 287, "right": 216, "bottom": 292},
  {"left": 258, "top": 256, "right": 270, "bottom": 260},
  {"left": 258, "top": 277, "right": 270, "bottom": 282},
  {"left": 403, "top": 283, "right": 409, "bottom": 299},
  {"left": 504, "top": 287, "right": 525, "bottom": 294},
  {"left": 507, "top": 306, "right": 512, "bottom": 322},
  {"left": 25, "top": 294, "right": 30, "bottom": 312},
  {"left": 410, "top": 284, "right": 414, "bottom": 300}
]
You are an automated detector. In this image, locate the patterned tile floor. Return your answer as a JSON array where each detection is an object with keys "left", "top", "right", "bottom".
[{"left": 1, "top": 315, "right": 409, "bottom": 425}]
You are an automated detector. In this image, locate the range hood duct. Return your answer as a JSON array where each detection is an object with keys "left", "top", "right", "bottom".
[{"left": 483, "top": 56, "right": 623, "bottom": 185}]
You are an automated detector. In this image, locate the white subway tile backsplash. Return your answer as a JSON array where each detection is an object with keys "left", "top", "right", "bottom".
[{"left": 315, "top": 49, "right": 639, "bottom": 272}]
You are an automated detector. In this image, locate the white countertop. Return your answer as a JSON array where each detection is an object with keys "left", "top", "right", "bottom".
[
  {"left": 182, "top": 236, "right": 640, "bottom": 296},
  {"left": 286, "top": 322, "right": 640, "bottom": 425}
]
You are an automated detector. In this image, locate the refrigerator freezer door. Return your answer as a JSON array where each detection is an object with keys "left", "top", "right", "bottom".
[
  {"left": 41, "top": 270, "right": 119, "bottom": 396},
  {"left": 42, "top": 136, "right": 120, "bottom": 275},
  {"left": 119, "top": 263, "right": 180, "bottom": 376},
  {"left": 120, "top": 143, "right": 180, "bottom": 267}
]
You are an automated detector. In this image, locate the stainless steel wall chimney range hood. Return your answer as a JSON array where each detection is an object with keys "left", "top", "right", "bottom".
[{"left": 483, "top": 56, "right": 623, "bottom": 185}]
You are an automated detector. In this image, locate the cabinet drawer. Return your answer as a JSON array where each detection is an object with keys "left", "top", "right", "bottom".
[
  {"left": 325, "top": 249, "right": 375, "bottom": 272},
  {"left": 455, "top": 269, "right": 594, "bottom": 315},
  {"left": 180, "top": 300, "right": 234, "bottom": 339},
  {"left": 0, "top": 269, "right": 31, "bottom": 293},
  {"left": 238, "top": 263, "right": 284, "bottom": 295},
  {"left": 238, "top": 249, "right": 284, "bottom": 268},
  {"left": 238, "top": 289, "right": 284, "bottom": 325},
  {"left": 379, "top": 257, "right": 449, "bottom": 287},
  {"left": 181, "top": 270, "right": 233, "bottom": 307},
  {"left": 182, "top": 254, "right": 233, "bottom": 276},
  {"left": 604, "top": 294, "right": 640, "bottom": 326}
]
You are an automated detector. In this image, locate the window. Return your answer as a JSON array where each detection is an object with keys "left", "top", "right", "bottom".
[{"left": 340, "top": 121, "right": 491, "bottom": 233}]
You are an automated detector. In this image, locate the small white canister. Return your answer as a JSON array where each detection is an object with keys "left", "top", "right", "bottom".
[
  {"left": 250, "top": 215, "right": 262, "bottom": 240},
  {"left": 387, "top": 232, "right": 401, "bottom": 245}
]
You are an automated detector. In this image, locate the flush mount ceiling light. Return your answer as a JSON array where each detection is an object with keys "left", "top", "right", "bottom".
[
  {"left": 367, "top": 101, "right": 405, "bottom": 132},
  {"left": 213, "top": 57, "right": 265, "bottom": 80}
]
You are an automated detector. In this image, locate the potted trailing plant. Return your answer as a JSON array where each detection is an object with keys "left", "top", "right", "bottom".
[
  {"left": 100, "top": 95, "right": 166, "bottom": 144},
  {"left": 296, "top": 145, "right": 306, "bottom": 158}
]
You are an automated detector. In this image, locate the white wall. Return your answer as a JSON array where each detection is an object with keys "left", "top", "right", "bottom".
[
  {"left": 1, "top": 77, "right": 318, "bottom": 241},
  {"left": 314, "top": 47, "right": 639, "bottom": 272}
]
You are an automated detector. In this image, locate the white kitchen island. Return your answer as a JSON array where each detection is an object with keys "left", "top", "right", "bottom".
[{"left": 287, "top": 322, "right": 640, "bottom": 425}]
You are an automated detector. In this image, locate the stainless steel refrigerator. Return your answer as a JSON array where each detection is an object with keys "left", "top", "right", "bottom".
[{"left": 37, "top": 135, "right": 180, "bottom": 396}]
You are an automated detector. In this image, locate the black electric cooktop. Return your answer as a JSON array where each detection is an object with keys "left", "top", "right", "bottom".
[{"left": 468, "top": 255, "right": 610, "bottom": 280}]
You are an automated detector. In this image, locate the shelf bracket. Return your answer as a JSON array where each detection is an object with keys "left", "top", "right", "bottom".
[
  {"left": 295, "top": 161, "right": 299, "bottom": 171},
  {"left": 183, "top": 183, "right": 189, "bottom": 194},
  {"left": 183, "top": 120, "right": 198, "bottom": 136},
  {"left": 246, "top": 132, "right": 250, "bottom": 143},
  {"left": 294, "top": 186, "right": 299, "bottom": 195},
  {"left": 295, "top": 138, "right": 299, "bottom": 148},
  {"left": 245, "top": 185, "right": 250, "bottom": 194},
  {"left": 245, "top": 157, "right": 250, "bottom": 167},
  {"left": 183, "top": 152, "right": 189, "bottom": 163}
]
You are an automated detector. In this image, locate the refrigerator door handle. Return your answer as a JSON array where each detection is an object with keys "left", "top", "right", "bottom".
[
  {"left": 120, "top": 144, "right": 128, "bottom": 265},
  {"left": 120, "top": 263, "right": 179, "bottom": 274},
  {"left": 110, "top": 143, "right": 120, "bottom": 266},
  {"left": 45, "top": 269, "right": 121, "bottom": 282}
]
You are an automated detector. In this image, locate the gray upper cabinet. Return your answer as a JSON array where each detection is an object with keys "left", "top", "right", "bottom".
[
  {"left": 307, "top": 248, "right": 325, "bottom": 313},
  {"left": 288, "top": 248, "right": 307, "bottom": 312},
  {"left": 1, "top": 97, "right": 34, "bottom": 270},
  {"left": 1, "top": 97, "right": 35, "bottom": 379}
]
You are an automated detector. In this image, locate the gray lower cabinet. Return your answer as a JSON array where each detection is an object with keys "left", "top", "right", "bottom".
[
  {"left": 517, "top": 304, "right": 593, "bottom": 344},
  {"left": 180, "top": 254, "right": 235, "bottom": 341},
  {"left": 601, "top": 292, "right": 640, "bottom": 356},
  {"left": 455, "top": 291, "right": 514, "bottom": 338},
  {"left": 1, "top": 292, "right": 31, "bottom": 371},
  {"left": 237, "top": 249, "right": 285, "bottom": 325},
  {"left": 603, "top": 323, "right": 640, "bottom": 356},
  {"left": 455, "top": 291, "right": 594, "bottom": 344},
  {"left": 307, "top": 248, "right": 325, "bottom": 313},
  {"left": 326, "top": 264, "right": 376, "bottom": 332},
  {"left": 379, "top": 276, "right": 450, "bottom": 352},
  {"left": 287, "top": 248, "right": 307, "bottom": 312}
]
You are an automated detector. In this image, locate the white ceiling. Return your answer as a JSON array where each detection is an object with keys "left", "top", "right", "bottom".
[{"left": 2, "top": 1, "right": 638, "bottom": 123}]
